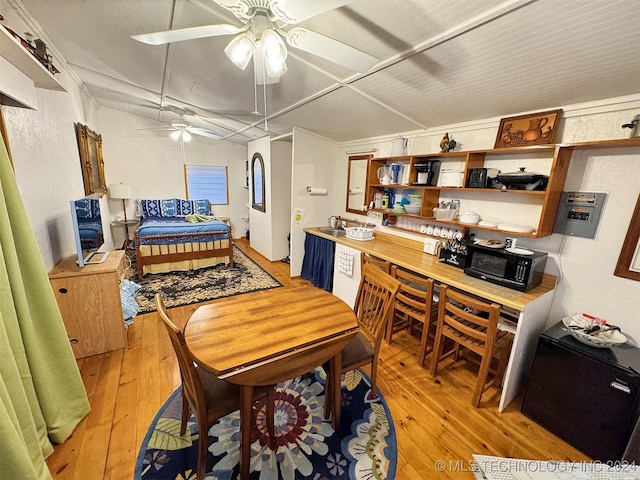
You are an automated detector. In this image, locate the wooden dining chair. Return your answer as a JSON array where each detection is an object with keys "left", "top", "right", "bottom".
[
  {"left": 324, "top": 264, "right": 400, "bottom": 418},
  {"left": 155, "top": 294, "right": 275, "bottom": 480},
  {"left": 360, "top": 252, "right": 391, "bottom": 274},
  {"left": 429, "top": 285, "right": 514, "bottom": 408},
  {"left": 389, "top": 265, "right": 439, "bottom": 367}
]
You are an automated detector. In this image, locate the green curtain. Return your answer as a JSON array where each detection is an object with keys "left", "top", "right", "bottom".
[{"left": 0, "top": 133, "right": 90, "bottom": 479}]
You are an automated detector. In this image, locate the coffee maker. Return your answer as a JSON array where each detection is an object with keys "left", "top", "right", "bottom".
[{"left": 413, "top": 160, "right": 440, "bottom": 186}]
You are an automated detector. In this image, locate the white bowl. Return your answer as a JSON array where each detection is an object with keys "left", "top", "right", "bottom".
[
  {"left": 404, "top": 205, "right": 421, "bottom": 215},
  {"left": 561, "top": 315, "right": 627, "bottom": 348},
  {"left": 459, "top": 212, "right": 480, "bottom": 224}
]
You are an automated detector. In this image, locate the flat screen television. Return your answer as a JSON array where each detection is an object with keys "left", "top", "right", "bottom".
[{"left": 70, "top": 196, "right": 109, "bottom": 266}]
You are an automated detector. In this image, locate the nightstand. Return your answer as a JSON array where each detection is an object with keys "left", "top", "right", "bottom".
[{"left": 111, "top": 219, "right": 139, "bottom": 250}]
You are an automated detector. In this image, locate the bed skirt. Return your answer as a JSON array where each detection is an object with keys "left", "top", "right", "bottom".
[{"left": 135, "top": 231, "right": 233, "bottom": 276}]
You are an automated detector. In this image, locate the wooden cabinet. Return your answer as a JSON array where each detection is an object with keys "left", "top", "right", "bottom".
[
  {"left": 365, "top": 138, "right": 640, "bottom": 238},
  {"left": 49, "top": 250, "right": 128, "bottom": 358}
]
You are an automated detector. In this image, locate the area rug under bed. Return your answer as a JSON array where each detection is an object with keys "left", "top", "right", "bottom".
[
  {"left": 132, "top": 245, "right": 282, "bottom": 313},
  {"left": 136, "top": 368, "right": 397, "bottom": 479}
]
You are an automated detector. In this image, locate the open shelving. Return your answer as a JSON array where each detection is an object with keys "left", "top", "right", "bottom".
[{"left": 366, "top": 138, "right": 639, "bottom": 238}]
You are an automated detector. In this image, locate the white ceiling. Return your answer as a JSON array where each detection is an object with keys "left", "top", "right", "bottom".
[{"left": 6, "top": 0, "right": 640, "bottom": 144}]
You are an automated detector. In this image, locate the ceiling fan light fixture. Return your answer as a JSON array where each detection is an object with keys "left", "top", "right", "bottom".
[
  {"left": 265, "top": 58, "right": 287, "bottom": 77},
  {"left": 170, "top": 129, "right": 181, "bottom": 141},
  {"left": 224, "top": 33, "right": 254, "bottom": 70},
  {"left": 181, "top": 130, "right": 192, "bottom": 142},
  {"left": 261, "top": 29, "right": 287, "bottom": 76}
]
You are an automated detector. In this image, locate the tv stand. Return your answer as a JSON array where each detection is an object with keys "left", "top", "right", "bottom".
[{"left": 49, "top": 250, "right": 128, "bottom": 358}]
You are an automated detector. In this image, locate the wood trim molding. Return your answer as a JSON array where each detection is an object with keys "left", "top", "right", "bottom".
[{"left": 614, "top": 193, "right": 640, "bottom": 281}]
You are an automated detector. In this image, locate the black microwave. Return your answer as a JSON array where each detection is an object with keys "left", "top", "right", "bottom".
[{"left": 464, "top": 243, "right": 548, "bottom": 292}]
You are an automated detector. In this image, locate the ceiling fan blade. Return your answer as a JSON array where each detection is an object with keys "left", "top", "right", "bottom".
[
  {"left": 286, "top": 28, "right": 377, "bottom": 72},
  {"left": 137, "top": 126, "right": 177, "bottom": 131},
  {"left": 188, "top": 127, "right": 222, "bottom": 140},
  {"left": 132, "top": 24, "right": 240, "bottom": 46},
  {"left": 211, "top": 0, "right": 251, "bottom": 20},
  {"left": 271, "top": 0, "right": 350, "bottom": 24}
]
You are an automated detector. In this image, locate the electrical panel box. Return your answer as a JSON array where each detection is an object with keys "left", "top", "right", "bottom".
[{"left": 553, "top": 191, "right": 606, "bottom": 238}]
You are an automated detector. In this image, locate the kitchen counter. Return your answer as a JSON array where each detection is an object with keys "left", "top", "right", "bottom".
[
  {"left": 304, "top": 226, "right": 559, "bottom": 411},
  {"left": 304, "top": 226, "right": 557, "bottom": 311}
]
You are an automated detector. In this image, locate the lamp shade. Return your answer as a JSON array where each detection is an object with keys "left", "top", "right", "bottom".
[
  {"left": 224, "top": 33, "right": 254, "bottom": 70},
  {"left": 261, "top": 29, "right": 287, "bottom": 77},
  {"left": 109, "top": 183, "right": 133, "bottom": 199}
]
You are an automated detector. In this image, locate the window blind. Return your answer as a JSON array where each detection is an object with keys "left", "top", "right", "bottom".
[{"left": 184, "top": 165, "right": 228, "bottom": 205}]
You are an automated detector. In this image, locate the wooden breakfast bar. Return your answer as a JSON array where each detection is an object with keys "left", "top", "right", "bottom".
[{"left": 304, "top": 226, "right": 559, "bottom": 412}]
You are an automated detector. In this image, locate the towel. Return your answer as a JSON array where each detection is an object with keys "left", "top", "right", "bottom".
[
  {"left": 120, "top": 279, "right": 141, "bottom": 324},
  {"left": 338, "top": 250, "right": 355, "bottom": 277},
  {"left": 185, "top": 213, "right": 215, "bottom": 223}
]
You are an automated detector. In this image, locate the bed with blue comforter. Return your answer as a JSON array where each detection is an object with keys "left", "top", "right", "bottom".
[{"left": 134, "top": 198, "right": 233, "bottom": 276}]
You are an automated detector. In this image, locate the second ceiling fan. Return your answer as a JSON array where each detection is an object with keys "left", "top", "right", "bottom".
[
  {"left": 142, "top": 117, "right": 222, "bottom": 142},
  {"left": 132, "top": 0, "right": 379, "bottom": 79}
]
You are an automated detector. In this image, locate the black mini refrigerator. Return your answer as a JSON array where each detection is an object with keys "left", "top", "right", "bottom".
[{"left": 521, "top": 321, "right": 640, "bottom": 461}]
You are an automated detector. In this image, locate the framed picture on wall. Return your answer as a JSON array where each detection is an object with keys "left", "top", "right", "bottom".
[
  {"left": 614, "top": 193, "right": 640, "bottom": 281},
  {"left": 494, "top": 109, "right": 562, "bottom": 148},
  {"left": 74, "top": 123, "right": 106, "bottom": 195}
]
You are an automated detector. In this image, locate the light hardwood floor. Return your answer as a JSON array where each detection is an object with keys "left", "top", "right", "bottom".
[{"left": 46, "top": 238, "right": 591, "bottom": 479}]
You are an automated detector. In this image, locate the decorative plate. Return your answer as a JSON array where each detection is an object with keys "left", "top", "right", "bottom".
[
  {"left": 561, "top": 315, "right": 627, "bottom": 348},
  {"left": 474, "top": 239, "right": 505, "bottom": 248}
]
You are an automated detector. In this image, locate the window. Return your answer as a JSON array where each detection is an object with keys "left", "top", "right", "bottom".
[{"left": 184, "top": 165, "right": 229, "bottom": 204}]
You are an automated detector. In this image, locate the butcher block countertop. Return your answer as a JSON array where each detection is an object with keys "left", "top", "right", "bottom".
[{"left": 304, "top": 227, "right": 557, "bottom": 312}]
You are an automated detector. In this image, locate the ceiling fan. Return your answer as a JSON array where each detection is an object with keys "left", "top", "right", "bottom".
[
  {"left": 132, "top": 0, "right": 378, "bottom": 77},
  {"left": 142, "top": 117, "right": 222, "bottom": 142}
]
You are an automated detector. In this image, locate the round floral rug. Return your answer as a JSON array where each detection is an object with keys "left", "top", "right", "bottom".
[{"left": 135, "top": 368, "right": 397, "bottom": 480}]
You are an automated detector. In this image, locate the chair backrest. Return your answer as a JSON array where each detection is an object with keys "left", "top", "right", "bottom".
[
  {"left": 360, "top": 252, "right": 391, "bottom": 274},
  {"left": 391, "top": 265, "right": 434, "bottom": 320},
  {"left": 438, "top": 285, "right": 501, "bottom": 356},
  {"left": 354, "top": 263, "right": 401, "bottom": 349},
  {"left": 155, "top": 294, "right": 207, "bottom": 418}
]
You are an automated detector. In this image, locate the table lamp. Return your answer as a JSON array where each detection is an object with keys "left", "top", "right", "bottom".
[{"left": 109, "top": 183, "right": 134, "bottom": 246}]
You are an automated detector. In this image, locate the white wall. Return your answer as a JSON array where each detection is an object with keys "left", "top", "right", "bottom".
[
  {"left": 271, "top": 139, "right": 292, "bottom": 261},
  {"left": 333, "top": 95, "right": 640, "bottom": 345},
  {"left": 2, "top": 74, "right": 102, "bottom": 269},
  {"left": 290, "top": 128, "right": 338, "bottom": 276},
  {"left": 247, "top": 136, "right": 293, "bottom": 261},
  {"left": 98, "top": 109, "right": 248, "bottom": 246},
  {"left": 248, "top": 136, "right": 272, "bottom": 259}
]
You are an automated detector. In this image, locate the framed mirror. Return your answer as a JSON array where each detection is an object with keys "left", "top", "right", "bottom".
[
  {"left": 346, "top": 154, "right": 372, "bottom": 214},
  {"left": 251, "top": 152, "right": 265, "bottom": 212},
  {"left": 614, "top": 193, "right": 640, "bottom": 281},
  {"left": 75, "top": 123, "right": 106, "bottom": 195}
]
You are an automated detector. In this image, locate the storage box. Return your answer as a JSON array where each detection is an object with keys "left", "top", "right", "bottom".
[
  {"left": 438, "top": 249, "right": 466, "bottom": 268},
  {"left": 433, "top": 208, "right": 458, "bottom": 221}
]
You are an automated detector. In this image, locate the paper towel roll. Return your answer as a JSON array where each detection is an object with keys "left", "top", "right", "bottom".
[{"left": 306, "top": 187, "right": 328, "bottom": 195}]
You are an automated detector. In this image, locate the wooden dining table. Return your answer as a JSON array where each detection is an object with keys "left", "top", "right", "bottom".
[{"left": 184, "top": 285, "right": 359, "bottom": 480}]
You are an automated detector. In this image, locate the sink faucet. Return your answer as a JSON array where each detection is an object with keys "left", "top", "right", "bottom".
[{"left": 336, "top": 216, "right": 344, "bottom": 230}]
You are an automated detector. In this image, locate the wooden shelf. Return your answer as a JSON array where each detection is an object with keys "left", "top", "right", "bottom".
[
  {"left": 562, "top": 137, "right": 640, "bottom": 150},
  {"left": 367, "top": 144, "right": 569, "bottom": 238},
  {"left": 366, "top": 140, "right": 638, "bottom": 239},
  {"left": 0, "top": 26, "right": 65, "bottom": 91}
]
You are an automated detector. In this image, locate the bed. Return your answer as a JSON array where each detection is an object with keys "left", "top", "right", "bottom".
[{"left": 134, "top": 198, "right": 233, "bottom": 276}]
